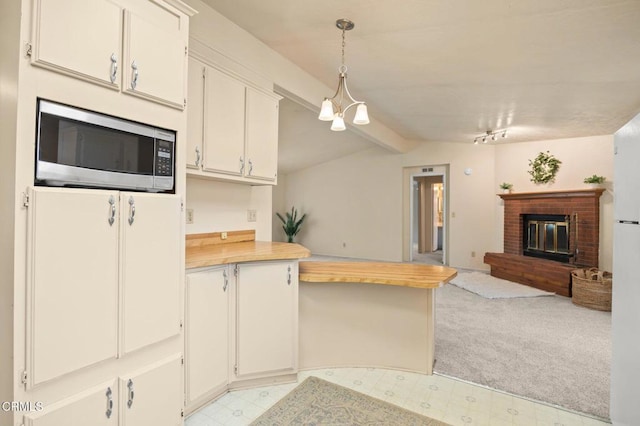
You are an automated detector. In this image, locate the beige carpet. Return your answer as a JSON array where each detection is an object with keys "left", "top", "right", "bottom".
[{"left": 251, "top": 376, "right": 449, "bottom": 425}]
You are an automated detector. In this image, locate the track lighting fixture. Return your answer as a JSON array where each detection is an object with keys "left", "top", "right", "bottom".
[{"left": 473, "top": 130, "right": 507, "bottom": 145}]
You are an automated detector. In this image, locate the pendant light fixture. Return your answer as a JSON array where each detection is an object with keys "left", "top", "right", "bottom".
[{"left": 318, "top": 19, "right": 369, "bottom": 131}]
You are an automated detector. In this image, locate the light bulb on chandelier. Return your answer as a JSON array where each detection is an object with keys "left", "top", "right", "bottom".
[{"left": 318, "top": 19, "right": 370, "bottom": 131}]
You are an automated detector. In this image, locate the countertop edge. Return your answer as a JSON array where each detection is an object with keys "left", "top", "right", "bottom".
[{"left": 186, "top": 241, "right": 311, "bottom": 270}]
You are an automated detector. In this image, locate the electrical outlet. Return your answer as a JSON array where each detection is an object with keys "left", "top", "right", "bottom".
[
  {"left": 247, "top": 209, "right": 257, "bottom": 222},
  {"left": 471, "top": 251, "right": 476, "bottom": 258},
  {"left": 186, "top": 209, "right": 194, "bottom": 224},
  {"left": 221, "top": 232, "right": 228, "bottom": 240}
]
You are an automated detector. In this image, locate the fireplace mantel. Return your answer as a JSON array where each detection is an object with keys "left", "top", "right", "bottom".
[{"left": 498, "top": 188, "right": 605, "bottom": 200}]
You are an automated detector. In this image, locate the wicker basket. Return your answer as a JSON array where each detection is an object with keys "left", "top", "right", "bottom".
[{"left": 571, "top": 268, "right": 612, "bottom": 311}]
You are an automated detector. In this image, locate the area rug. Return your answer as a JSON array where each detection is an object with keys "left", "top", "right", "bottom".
[
  {"left": 251, "top": 376, "right": 448, "bottom": 425},
  {"left": 450, "top": 271, "right": 555, "bottom": 298}
]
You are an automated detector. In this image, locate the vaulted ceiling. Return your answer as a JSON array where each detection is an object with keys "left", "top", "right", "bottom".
[{"left": 200, "top": 0, "right": 640, "bottom": 173}]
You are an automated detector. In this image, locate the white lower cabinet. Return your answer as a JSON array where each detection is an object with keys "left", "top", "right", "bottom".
[
  {"left": 185, "top": 266, "right": 229, "bottom": 408},
  {"left": 23, "top": 355, "right": 183, "bottom": 426},
  {"left": 233, "top": 261, "right": 298, "bottom": 379},
  {"left": 120, "top": 355, "right": 184, "bottom": 426},
  {"left": 185, "top": 260, "right": 299, "bottom": 411},
  {"left": 23, "top": 379, "right": 118, "bottom": 426},
  {"left": 24, "top": 187, "right": 184, "bottom": 425}
]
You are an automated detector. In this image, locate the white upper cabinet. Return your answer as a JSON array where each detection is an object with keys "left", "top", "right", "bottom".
[
  {"left": 31, "top": 0, "right": 191, "bottom": 109},
  {"left": 202, "top": 66, "right": 246, "bottom": 176},
  {"left": 245, "top": 87, "right": 279, "bottom": 181},
  {"left": 186, "top": 57, "right": 205, "bottom": 169},
  {"left": 122, "top": 3, "right": 189, "bottom": 108},
  {"left": 186, "top": 59, "right": 281, "bottom": 185},
  {"left": 31, "top": 0, "right": 122, "bottom": 89}
]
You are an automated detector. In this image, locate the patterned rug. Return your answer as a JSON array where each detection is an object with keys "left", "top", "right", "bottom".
[{"left": 251, "top": 376, "right": 449, "bottom": 425}]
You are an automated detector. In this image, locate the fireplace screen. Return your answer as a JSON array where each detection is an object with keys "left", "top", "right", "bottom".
[{"left": 523, "top": 214, "right": 571, "bottom": 262}]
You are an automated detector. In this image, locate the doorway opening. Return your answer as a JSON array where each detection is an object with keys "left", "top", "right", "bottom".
[{"left": 406, "top": 165, "right": 448, "bottom": 265}]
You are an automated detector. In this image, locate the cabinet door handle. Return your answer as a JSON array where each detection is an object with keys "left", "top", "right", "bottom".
[
  {"left": 239, "top": 157, "right": 245, "bottom": 174},
  {"left": 108, "top": 195, "right": 116, "bottom": 226},
  {"left": 110, "top": 53, "right": 118, "bottom": 84},
  {"left": 248, "top": 159, "right": 253, "bottom": 176},
  {"left": 128, "top": 196, "right": 136, "bottom": 225},
  {"left": 131, "top": 60, "right": 138, "bottom": 89},
  {"left": 195, "top": 146, "right": 201, "bottom": 167},
  {"left": 105, "top": 387, "right": 113, "bottom": 418},
  {"left": 287, "top": 265, "right": 292, "bottom": 285},
  {"left": 222, "top": 269, "right": 228, "bottom": 292},
  {"left": 127, "top": 379, "right": 135, "bottom": 408}
]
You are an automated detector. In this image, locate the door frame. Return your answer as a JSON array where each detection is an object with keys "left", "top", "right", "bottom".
[{"left": 403, "top": 165, "right": 449, "bottom": 265}]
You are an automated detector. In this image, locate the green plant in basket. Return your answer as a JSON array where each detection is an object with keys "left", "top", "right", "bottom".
[{"left": 276, "top": 207, "right": 307, "bottom": 243}]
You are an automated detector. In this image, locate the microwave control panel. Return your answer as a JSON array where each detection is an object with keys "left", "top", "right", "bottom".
[{"left": 155, "top": 140, "right": 174, "bottom": 177}]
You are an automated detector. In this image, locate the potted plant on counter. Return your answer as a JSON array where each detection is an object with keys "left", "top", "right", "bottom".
[
  {"left": 276, "top": 207, "right": 307, "bottom": 243},
  {"left": 499, "top": 182, "right": 513, "bottom": 193},
  {"left": 583, "top": 174, "right": 606, "bottom": 188}
]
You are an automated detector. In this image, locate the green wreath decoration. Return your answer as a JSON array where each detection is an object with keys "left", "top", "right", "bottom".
[{"left": 528, "top": 151, "right": 561, "bottom": 184}]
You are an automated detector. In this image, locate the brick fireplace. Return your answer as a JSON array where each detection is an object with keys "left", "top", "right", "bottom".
[{"left": 484, "top": 188, "right": 605, "bottom": 296}]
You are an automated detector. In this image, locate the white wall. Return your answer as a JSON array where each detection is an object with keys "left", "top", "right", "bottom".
[
  {"left": 284, "top": 146, "right": 402, "bottom": 261},
  {"left": 0, "top": 0, "right": 20, "bottom": 409},
  {"left": 271, "top": 175, "right": 288, "bottom": 242},
  {"left": 185, "top": 177, "right": 272, "bottom": 241},
  {"left": 282, "top": 135, "right": 614, "bottom": 271},
  {"left": 494, "top": 135, "right": 614, "bottom": 271},
  {"left": 282, "top": 141, "right": 497, "bottom": 269}
]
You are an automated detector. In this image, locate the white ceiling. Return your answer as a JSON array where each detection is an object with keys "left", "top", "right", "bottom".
[{"left": 200, "top": 0, "right": 640, "bottom": 173}]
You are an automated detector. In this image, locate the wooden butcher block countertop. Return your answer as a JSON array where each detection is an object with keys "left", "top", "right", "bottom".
[
  {"left": 185, "top": 230, "right": 310, "bottom": 269},
  {"left": 299, "top": 261, "right": 457, "bottom": 289}
]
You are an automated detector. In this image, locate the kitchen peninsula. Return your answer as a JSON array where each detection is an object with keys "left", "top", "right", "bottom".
[
  {"left": 184, "top": 231, "right": 456, "bottom": 414},
  {"left": 299, "top": 261, "right": 457, "bottom": 375}
]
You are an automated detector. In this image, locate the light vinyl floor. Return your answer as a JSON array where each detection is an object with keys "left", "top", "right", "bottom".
[{"left": 186, "top": 367, "right": 610, "bottom": 426}]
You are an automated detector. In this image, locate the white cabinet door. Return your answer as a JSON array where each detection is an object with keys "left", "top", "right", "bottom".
[
  {"left": 202, "top": 66, "right": 246, "bottom": 175},
  {"left": 245, "top": 88, "right": 279, "bottom": 181},
  {"left": 185, "top": 267, "right": 229, "bottom": 406},
  {"left": 120, "top": 193, "right": 181, "bottom": 354},
  {"left": 23, "top": 379, "right": 118, "bottom": 426},
  {"left": 122, "top": 3, "right": 188, "bottom": 109},
  {"left": 235, "top": 261, "right": 298, "bottom": 377},
  {"left": 31, "top": 0, "right": 122, "bottom": 89},
  {"left": 186, "top": 57, "right": 205, "bottom": 169},
  {"left": 120, "top": 355, "right": 183, "bottom": 426},
  {"left": 27, "top": 188, "right": 119, "bottom": 386}
]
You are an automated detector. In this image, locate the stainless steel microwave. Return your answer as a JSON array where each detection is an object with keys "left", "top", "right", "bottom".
[{"left": 36, "top": 99, "right": 175, "bottom": 193}]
